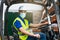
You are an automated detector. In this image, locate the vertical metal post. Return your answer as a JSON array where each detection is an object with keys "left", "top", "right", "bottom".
[
  {"left": 5, "top": 6, "right": 10, "bottom": 40},
  {"left": 0, "top": 0, "right": 4, "bottom": 40},
  {"left": 45, "top": 7, "right": 51, "bottom": 29}
]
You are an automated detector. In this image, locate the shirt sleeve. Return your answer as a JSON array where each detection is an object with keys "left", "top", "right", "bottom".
[{"left": 14, "top": 20, "right": 22, "bottom": 28}]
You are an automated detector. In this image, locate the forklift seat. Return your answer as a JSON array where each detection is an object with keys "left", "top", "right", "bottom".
[{"left": 11, "top": 26, "right": 20, "bottom": 40}]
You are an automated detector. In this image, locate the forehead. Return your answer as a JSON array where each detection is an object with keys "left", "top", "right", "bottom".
[{"left": 19, "top": 10, "right": 26, "bottom": 12}]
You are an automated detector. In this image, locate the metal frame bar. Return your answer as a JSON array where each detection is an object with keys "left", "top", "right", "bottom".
[{"left": 0, "top": 0, "right": 4, "bottom": 40}]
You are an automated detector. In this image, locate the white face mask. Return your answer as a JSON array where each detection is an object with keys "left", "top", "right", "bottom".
[{"left": 20, "top": 13, "right": 26, "bottom": 18}]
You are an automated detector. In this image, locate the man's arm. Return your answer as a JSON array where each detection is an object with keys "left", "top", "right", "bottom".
[
  {"left": 29, "top": 22, "right": 48, "bottom": 28},
  {"left": 19, "top": 27, "right": 34, "bottom": 36},
  {"left": 14, "top": 20, "right": 40, "bottom": 37},
  {"left": 19, "top": 27, "right": 40, "bottom": 38}
]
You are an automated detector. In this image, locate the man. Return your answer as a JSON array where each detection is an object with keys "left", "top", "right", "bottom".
[{"left": 13, "top": 7, "right": 48, "bottom": 40}]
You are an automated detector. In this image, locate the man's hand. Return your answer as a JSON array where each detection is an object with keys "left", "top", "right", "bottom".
[{"left": 34, "top": 34, "right": 40, "bottom": 38}]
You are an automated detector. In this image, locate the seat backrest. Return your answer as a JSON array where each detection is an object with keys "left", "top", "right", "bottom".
[{"left": 11, "top": 26, "right": 19, "bottom": 38}]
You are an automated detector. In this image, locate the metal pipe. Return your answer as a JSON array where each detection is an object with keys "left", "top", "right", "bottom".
[{"left": 0, "top": 0, "right": 4, "bottom": 40}]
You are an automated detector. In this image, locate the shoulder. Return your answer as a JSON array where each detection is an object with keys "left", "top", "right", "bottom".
[{"left": 13, "top": 17, "right": 20, "bottom": 24}]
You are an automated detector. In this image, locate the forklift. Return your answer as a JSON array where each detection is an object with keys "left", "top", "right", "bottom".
[{"left": 0, "top": 0, "right": 60, "bottom": 40}]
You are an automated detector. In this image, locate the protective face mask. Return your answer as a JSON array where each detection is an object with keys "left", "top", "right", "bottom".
[{"left": 20, "top": 13, "right": 26, "bottom": 18}]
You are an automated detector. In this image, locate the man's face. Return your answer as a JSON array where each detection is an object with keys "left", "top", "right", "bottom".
[{"left": 19, "top": 10, "right": 26, "bottom": 18}]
